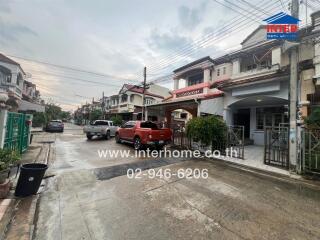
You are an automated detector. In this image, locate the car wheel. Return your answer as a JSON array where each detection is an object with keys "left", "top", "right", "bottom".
[
  {"left": 86, "top": 134, "right": 93, "bottom": 140},
  {"left": 134, "top": 137, "right": 142, "bottom": 150},
  {"left": 115, "top": 133, "right": 121, "bottom": 143},
  {"left": 105, "top": 131, "right": 110, "bottom": 140}
]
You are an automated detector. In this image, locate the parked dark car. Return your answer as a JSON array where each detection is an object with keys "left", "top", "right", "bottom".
[{"left": 45, "top": 120, "right": 64, "bottom": 132}]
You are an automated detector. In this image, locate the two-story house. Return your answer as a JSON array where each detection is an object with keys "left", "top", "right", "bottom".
[
  {"left": 0, "top": 53, "right": 25, "bottom": 110},
  {"left": 146, "top": 56, "right": 224, "bottom": 127},
  {"left": 214, "top": 19, "right": 318, "bottom": 146},
  {"left": 106, "top": 83, "right": 170, "bottom": 121},
  {"left": 147, "top": 11, "right": 320, "bottom": 169},
  {"left": 19, "top": 79, "right": 45, "bottom": 113}
]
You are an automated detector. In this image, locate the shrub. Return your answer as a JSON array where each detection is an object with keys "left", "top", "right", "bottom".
[
  {"left": 186, "top": 116, "right": 227, "bottom": 148},
  {"left": 305, "top": 107, "right": 320, "bottom": 128},
  {"left": 0, "top": 149, "right": 20, "bottom": 171},
  {"left": 32, "top": 112, "right": 47, "bottom": 127}
]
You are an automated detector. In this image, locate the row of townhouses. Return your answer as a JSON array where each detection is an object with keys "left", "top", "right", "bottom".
[
  {"left": 74, "top": 83, "right": 171, "bottom": 123},
  {"left": 145, "top": 11, "right": 320, "bottom": 170},
  {"left": 0, "top": 53, "right": 44, "bottom": 113}
]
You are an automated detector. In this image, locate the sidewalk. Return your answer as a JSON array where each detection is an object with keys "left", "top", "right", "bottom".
[{"left": 1, "top": 131, "right": 55, "bottom": 240}]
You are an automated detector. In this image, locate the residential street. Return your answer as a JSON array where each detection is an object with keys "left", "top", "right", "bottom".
[{"left": 30, "top": 123, "right": 320, "bottom": 240}]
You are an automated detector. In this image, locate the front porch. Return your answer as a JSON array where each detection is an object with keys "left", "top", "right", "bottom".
[
  {"left": 214, "top": 145, "right": 290, "bottom": 176},
  {"left": 225, "top": 95, "right": 289, "bottom": 146}
]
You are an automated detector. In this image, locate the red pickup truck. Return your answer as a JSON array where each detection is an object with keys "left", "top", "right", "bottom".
[{"left": 115, "top": 121, "right": 172, "bottom": 150}]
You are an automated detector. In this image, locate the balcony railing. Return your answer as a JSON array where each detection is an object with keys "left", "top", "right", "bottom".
[{"left": 232, "top": 64, "right": 280, "bottom": 80}]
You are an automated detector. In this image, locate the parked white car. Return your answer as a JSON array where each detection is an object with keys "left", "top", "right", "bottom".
[{"left": 83, "top": 120, "right": 117, "bottom": 140}]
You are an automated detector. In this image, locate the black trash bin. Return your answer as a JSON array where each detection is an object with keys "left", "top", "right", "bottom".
[{"left": 15, "top": 163, "right": 48, "bottom": 197}]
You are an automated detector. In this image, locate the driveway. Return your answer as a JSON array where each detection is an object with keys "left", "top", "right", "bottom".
[{"left": 33, "top": 124, "right": 320, "bottom": 240}]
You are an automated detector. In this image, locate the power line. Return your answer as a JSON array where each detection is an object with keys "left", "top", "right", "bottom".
[
  {"left": 148, "top": 0, "right": 291, "bottom": 84},
  {"left": 149, "top": 1, "right": 286, "bottom": 78},
  {"left": 29, "top": 70, "right": 125, "bottom": 87},
  {"left": 6, "top": 53, "right": 142, "bottom": 83},
  {"left": 145, "top": 0, "right": 274, "bottom": 73},
  {"left": 147, "top": 0, "right": 286, "bottom": 74}
]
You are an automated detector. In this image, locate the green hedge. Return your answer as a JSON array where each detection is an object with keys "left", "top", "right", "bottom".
[{"left": 186, "top": 116, "right": 227, "bottom": 146}]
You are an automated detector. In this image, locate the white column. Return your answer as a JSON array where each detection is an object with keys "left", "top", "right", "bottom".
[
  {"left": 174, "top": 79, "right": 179, "bottom": 90},
  {"left": 203, "top": 68, "right": 211, "bottom": 83},
  {"left": 232, "top": 59, "right": 241, "bottom": 76},
  {"left": 0, "top": 109, "right": 8, "bottom": 148},
  {"left": 223, "top": 107, "right": 233, "bottom": 125}
]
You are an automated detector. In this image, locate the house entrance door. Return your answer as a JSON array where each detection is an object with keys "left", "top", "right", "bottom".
[{"left": 234, "top": 109, "right": 250, "bottom": 139}]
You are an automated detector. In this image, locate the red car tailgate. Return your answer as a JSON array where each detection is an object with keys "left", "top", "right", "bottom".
[{"left": 147, "top": 128, "right": 172, "bottom": 141}]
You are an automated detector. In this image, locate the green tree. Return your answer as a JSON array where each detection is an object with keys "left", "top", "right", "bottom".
[
  {"left": 45, "top": 103, "right": 62, "bottom": 121},
  {"left": 90, "top": 109, "right": 103, "bottom": 121},
  {"left": 110, "top": 115, "right": 122, "bottom": 126},
  {"left": 60, "top": 111, "right": 71, "bottom": 120},
  {"left": 32, "top": 112, "right": 47, "bottom": 127}
]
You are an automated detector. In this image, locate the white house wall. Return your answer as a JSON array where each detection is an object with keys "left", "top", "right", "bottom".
[{"left": 224, "top": 81, "right": 289, "bottom": 109}]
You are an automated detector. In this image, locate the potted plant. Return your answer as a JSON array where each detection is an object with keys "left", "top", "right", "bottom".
[{"left": 0, "top": 149, "right": 20, "bottom": 184}]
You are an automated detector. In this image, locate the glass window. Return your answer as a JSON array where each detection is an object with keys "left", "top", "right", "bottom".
[
  {"left": 223, "top": 67, "right": 226, "bottom": 75},
  {"left": 187, "top": 73, "right": 203, "bottom": 86},
  {"left": 121, "top": 94, "right": 128, "bottom": 102},
  {"left": 256, "top": 107, "right": 288, "bottom": 130},
  {"left": 217, "top": 69, "right": 220, "bottom": 76},
  {"left": 256, "top": 108, "right": 264, "bottom": 130},
  {"left": 140, "top": 121, "right": 158, "bottom": 129},
  {"left": 273, "top": 113, "right": 283, "bottom": 128},
  {"left": 265, "top": 113, "right": 272, "bottom": 127},
  {"left": 125, "top": 121, "right": 136, "bottom": 128}
]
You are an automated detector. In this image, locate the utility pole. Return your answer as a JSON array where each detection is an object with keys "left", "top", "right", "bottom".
[
  {"left": 142, "top": 66, "right": 147, "bottom": 121},
  {"left": 102, "top": 91, "right": 105, "bottom": 119},
  {"left": 289, "top": 0, "right": 299, "bottom": 171}
]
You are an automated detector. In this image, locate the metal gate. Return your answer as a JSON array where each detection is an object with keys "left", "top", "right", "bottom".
[
  {"left": 264, "top": 127, "right": 289, "bottom": 169},
  {"left": 212, "top": 125, "right": 244, "bottom": 159},
  {"left": 226, "top": 125, "right": 244, "bottom": 159},
  {"left": 172, "top": 129, "right": 191, "bottom": 148},
  {"left": 3, "top": 112, "right": 32, "bottom": 153},
  {"left": 171, "top": 125, "right": 244, "bottom": 159},
  {"left": 301, "top": 128, "right": 320, "bottom": 175}
]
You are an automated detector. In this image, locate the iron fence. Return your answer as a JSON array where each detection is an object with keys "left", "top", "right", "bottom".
[
  {"left": 3, "top": 112, "right": 32, "bottom": 154},
  {"left": 171, "top": 125, "right": 244, "bottom": 159},
  {"left": 264, "top": 127, "right": 289, "bottom": 169},
  {"left": 301, "top": 128, "right": 320, "bottom": 175}
]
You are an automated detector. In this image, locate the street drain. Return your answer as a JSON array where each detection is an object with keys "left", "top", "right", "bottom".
[{"left": 94, "top": 158, "right": 188, "bottom": 181}]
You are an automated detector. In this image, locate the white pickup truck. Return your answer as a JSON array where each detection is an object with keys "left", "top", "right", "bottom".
[{"left": 83, "top": 120, "right": 118, "bottom": 140}]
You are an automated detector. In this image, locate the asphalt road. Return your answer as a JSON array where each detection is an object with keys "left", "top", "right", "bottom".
[{"left": 33, "top": 123, "right": 320, "bottom": 240}]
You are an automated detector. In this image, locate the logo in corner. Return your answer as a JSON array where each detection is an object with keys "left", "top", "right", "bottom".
[{"left": 263, "top": 12, "right": 300, "bottom": 40}]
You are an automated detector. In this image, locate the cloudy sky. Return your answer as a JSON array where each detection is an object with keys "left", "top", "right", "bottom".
[{"left": 0, "top": 0, "right": 316, "bottom": 110}]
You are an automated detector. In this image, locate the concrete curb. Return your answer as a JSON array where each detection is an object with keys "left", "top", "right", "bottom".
[
  {"left": 4, "top": 195, "right": 39, "bottom": 240},
  {"left": 0, "top": 198, "right": 16, "bottom": 240}
]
